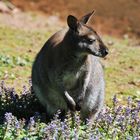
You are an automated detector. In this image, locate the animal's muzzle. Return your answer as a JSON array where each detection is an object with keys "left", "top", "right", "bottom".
[{"left": 101, "top": 47, "right": 109, "bottom": 57}]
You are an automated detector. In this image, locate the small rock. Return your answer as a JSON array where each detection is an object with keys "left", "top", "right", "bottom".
[{"left": 107, "top": 40, "right": 114, "bottom": 46}]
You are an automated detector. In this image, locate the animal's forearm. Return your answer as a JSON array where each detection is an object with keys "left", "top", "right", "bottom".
[{"left": 64, "top": 91, "right": 76, "bottom": 111}]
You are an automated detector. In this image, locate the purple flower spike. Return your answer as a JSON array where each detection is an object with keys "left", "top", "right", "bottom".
[
  {"left": 29, "top": 117, "right": 35, "bottom": 127},
  {"left": 113, "top": 95, "right": 118, "bottom": 105},
  {"left": 127, "top": 96, "right": 132, "bottom": 106},
  {"left": 137, "top": 100, "right": 140, "bottom": 109},
  {"left": 125, "top": 107, "right": 131, "bottom": 116},
  {"left": 15, "top": 120, "right": 20, "bottom": 129},
  {"left": 5, "top": 112, "right": 14, "bottom": 124}
]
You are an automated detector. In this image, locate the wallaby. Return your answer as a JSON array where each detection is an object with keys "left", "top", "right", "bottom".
[{"left": 32, "top": 11, "right": 108, "bottom": 121}]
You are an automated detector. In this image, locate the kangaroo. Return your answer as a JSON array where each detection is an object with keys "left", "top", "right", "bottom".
[{"left": 31, "top": 11, "right": 108, "bottom": 121}]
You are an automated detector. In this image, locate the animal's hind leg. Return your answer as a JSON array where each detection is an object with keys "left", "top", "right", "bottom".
[{"left": 80, "top": 90, "right": 104, "bottom": 123}]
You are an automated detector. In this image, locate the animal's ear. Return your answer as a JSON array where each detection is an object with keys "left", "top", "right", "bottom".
[
  {"left": 67, "top": 15, "right": 79, "bottom": 32},
  {"left": 80, "top": 10, "right": 95, "bottom": 24}
]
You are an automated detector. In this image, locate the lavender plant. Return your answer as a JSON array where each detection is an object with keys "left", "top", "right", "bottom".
[{"left": 0, "top": 81, "right": 140, "bottom": 139}]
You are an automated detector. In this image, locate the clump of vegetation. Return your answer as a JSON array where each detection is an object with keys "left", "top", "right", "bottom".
[
  {"left": 0, "top": 81, "right": 140, "bottom": 139},
  {"left": 0, "top": 55, "right": 31, "bottom": 67}
]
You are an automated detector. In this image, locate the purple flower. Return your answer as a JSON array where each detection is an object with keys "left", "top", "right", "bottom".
[
  {"left": 1, "top": 81, "right": 140, "bottom": 139},
  {"left": 28, "top": 79, "right": 32, "bottom": 87},
  {"left": 10, "top": 88, "right": 16, "bottom": 101},
  {"left": 73, "top": 127, "right": 78, "bottom": 140},
  {"left": 89, "top": 134, "right": 95, "bottom": 140},
  {"left": 134, "top": 137, "right": 139, "bottom": 140},
  {"left": 5, "top": 112, "right": 14, "bottom": 124},
  {"left": 49, "top": 123, "right": 57, "bottom": 130},
  {"left": 22, "top": 85, "right": 27, "bottom": 95},
  {"left": 15, "top": 120, "right": 20, "bottom": 129},
  {"left": 116, "top": 105, "right": 122, "bottom": 113},
  {"left": 137, "top": 100, "right": 140, "bottom": 109},
  {"left": 125, "top": 107, "right": 131, "bottom": 116},
  {"left": 117, "top": 115, "right": 125, "bottom": 123},
  {"left": 29, "top": 117, "right": 35, "bottom": 126},
  {"left": 113, "top": 95, "right": 118, "bottom": 105},
  {"left": 61, "top": 121, "right": 70, "bottom": 139},
  {"left": 106, "top": 114, "right": 113, "bottom": 124},
  {"left": 127, "top": 96, "right": 132, "bottom": 106}
]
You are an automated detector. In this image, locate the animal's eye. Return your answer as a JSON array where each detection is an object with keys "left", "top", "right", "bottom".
[
  {"left": 81, "top": 37, "right": 95, "bottom": 44},
  {"left": 87, "top": 39, "right": 95, "bottom": 44}
]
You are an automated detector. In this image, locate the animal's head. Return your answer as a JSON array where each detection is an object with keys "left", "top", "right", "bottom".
[{"left": 67, "top": 11, "right": 108, "bottom": 57}]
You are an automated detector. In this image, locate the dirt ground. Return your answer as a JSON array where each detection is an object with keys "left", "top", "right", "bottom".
[{"left": 10, "top": 0, "right": 140, "bottom": 37}]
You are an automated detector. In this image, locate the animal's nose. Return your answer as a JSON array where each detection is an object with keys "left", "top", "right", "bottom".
[
  {"left": 102, "top": 47, "right": 109, "bottom": 56},
  {"left": 104, "top": 48, "right": 109, "bottom": 55}
]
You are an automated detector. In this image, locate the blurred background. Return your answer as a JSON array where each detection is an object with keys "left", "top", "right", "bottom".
[
  {"left": 0, "top": 0, "right": 140, "bottom": 104},
  {"left": 1, "top": 0, "right": 140, "bottom": 36}
]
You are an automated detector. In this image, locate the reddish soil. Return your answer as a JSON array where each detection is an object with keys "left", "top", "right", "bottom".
[{"left": 10, "top": 0, "right": 140, "bottom": 36}]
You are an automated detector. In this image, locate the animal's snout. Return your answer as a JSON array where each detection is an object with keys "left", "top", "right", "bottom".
[
  {"left": 101, "top": 47, "right": 109, "bottom": 57},
  {"left": 104, "top": 48, "right": 109, "bottom": 55}
]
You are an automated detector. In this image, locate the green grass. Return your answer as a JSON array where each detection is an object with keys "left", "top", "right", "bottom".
[
  {"left": 0, "top": 24, "right": 140, "bottom": 104},
  {"left": 0, "top": 25, "right": 50, "bottom": 90},
  {"left": 103, "top": 36, "right": 140, "bottom": 104}
]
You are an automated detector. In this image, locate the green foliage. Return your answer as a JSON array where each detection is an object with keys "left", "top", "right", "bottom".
[
  {"left": 0, "top": 25, "right": 50, "bottom": 88},
  {"left": 0, "top": 84, "right": 140, "bottom": 139},
  {"left": 0, "top": 55, "right": 31, "bottom": 67}
]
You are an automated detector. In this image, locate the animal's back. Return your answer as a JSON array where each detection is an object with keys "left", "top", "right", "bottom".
[
  {"left": 32, "top": 28, "right": 68, "bottom": 83},
  {"left": 32, "top": 29, "right": 69, "bottom": 115}
]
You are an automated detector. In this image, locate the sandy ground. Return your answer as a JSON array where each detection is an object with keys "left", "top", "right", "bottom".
[{"left": 0, "top": 11, "right": 65, "bottom": 32}]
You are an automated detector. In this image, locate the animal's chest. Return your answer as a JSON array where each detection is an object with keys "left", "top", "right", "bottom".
[
  {"left": 62, "top": 64, "right": 88, "bottom": 91},
  {"left": 62, "top": 71, "right": 80, "bottom": 90},
  {"left": 52, "top": 58, "right": 90, "bottom": 95}
]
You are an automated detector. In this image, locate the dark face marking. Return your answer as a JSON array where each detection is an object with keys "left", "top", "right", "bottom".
[{"left": 75, "top": 25, "right": 108, "bottom": 57}]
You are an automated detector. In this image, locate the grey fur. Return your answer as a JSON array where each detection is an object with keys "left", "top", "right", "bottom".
[{"left": 32, "top": 11, "right": 108, "bottom": 121}]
